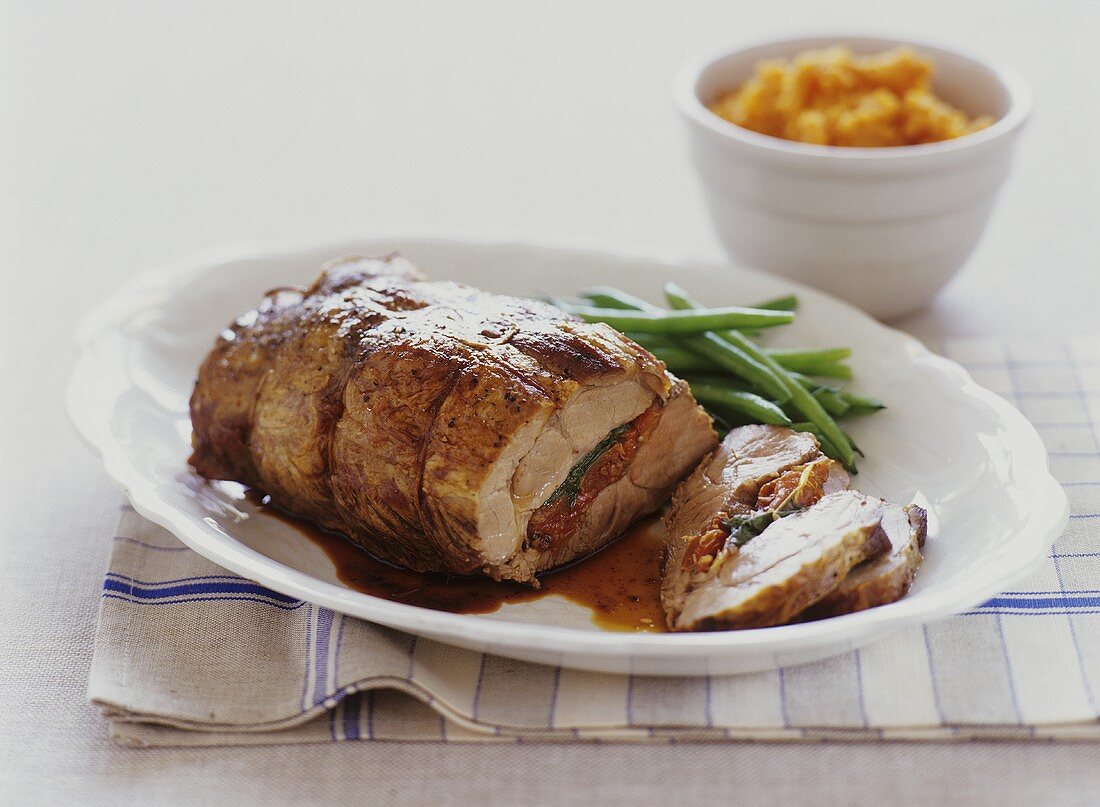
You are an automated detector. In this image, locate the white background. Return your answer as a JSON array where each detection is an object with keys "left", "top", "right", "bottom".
[{"left": 2, "top": 1, "right": 1099, "bottom": 803}]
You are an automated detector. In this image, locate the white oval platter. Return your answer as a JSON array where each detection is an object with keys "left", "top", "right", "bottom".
[{"left": 68, "top": 237, "right": 1067, "bottom": 676}]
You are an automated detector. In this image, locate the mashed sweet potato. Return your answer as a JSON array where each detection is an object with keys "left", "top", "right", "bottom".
[{"left": 709, "top": 46, "right": 994, "bottom": 147}]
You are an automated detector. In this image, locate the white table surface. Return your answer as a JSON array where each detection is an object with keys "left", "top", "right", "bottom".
[{"left": 2, "top": 1, "right": 1098, "bottom": 804}]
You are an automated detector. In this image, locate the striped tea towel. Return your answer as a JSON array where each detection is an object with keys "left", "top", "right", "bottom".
[{"left": 89, "top": 336, "right": 1100, "bottom": 747}]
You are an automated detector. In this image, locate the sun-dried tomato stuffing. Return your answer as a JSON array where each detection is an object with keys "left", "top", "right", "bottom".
[{"left": 527, "top": 402, "right": 663, "bottom": 551}]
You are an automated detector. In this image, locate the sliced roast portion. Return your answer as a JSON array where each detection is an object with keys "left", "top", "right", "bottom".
[
  {"left": 662, "top": 425, "right": 845, "bottom": 621},
  {"left": 669, "top": 491, "right": 891, "bottom": 631},
  {"left": 662, "top": 423, "right": 926, "bottom": 631},
  {"left": 801, "top": 502, "right": 927, "bottom": 620},
  {"left": 190, "top": 254, "right": 717, "bottom": 583}
]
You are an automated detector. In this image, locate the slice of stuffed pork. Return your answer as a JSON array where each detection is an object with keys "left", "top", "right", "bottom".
[
  {"left": 661, "top": 424, "right": 852, "bottom": 630},
  {"left": 189, "top": 254, "right": 717, "bottom": 583},
  {"left": 668, "top": 491, "right": 892, "bottom": 631},
  {"left": 800, "top": 502, "right": 927, "bottom": 620}
]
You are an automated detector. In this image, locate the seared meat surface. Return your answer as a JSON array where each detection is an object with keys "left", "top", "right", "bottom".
[
  {"left": 190, "top": 255, "right": 717, "bottom": 583},
  {"left": 662, "top": 424, "right": 925, "bottom": 631}
]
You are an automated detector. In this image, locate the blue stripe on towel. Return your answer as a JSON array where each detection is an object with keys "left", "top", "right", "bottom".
[
  {"left": 975, "top": 594, "right": 1100, "bottom": 610},
  {"left": 102, "top": 577, "right": 300, "bottom": 604},
  {"left": 313, "top": 608, "right": 335, "bottom": 705},
  {"left": 102, "top": 593, "right": 307, "bottom": 610},
  {"left": 343, "top": 692, "right": 361, "bottom": 740},
  {"left": 106, "top": 572, "right": 246, "bottom": 587}
]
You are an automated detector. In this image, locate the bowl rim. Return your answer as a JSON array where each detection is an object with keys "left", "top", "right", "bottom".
[{"left": 675, "top": 32, "right": 1033, "bottom": 162}]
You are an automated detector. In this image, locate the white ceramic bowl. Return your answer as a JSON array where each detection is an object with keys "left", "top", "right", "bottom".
[{"left": 676, "top": 35, "right": 1031, "bottom": 320}]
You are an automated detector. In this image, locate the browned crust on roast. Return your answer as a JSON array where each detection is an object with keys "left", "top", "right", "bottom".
[{"left": 188, "top": 287, "right": 305, "bottom": 483}]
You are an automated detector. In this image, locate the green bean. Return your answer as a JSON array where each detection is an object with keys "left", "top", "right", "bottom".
[
  {"left": 804, "top": 361, "right": 853, "bottom": 380},
  {"left": 680, "top": 333, "right": 791, "bottom": 402},
  {"left": 765, "top": 347, "right": 852, "bottom": 374},
  {"left": 842, "top": 395, "right": 885, "bottom": 414},
  {"left": 790, "top": 373, "right": 885, "bottom": 413},
  {"left": 688, "top": 383, "right": 793, "bottom": 427},
  {"left": 736, "top": 296, "right": 800, "bottom": 334},
  {"left": 585, "top": 287, "right": 799, "bottom": 314},
  {"left": 767, "top": 347, "right": 850, "bottom": 363},
  {"left": 562, "top": 303, "right": 794, "bottom": 334},
  {"left": 580, "top": 287, "right": 657, "bottom": 311},
  {"left": 664, "top": 282, "right": 856, "bottom": 470},
  {"left": 835, "top": 387, "right": 885, "bottom": 413},
  {"left": 752, "top": 294, "right": 799, "bottom": 311},
  {"left": 810, "top": 387, "right": 850, "bottom": 418},
  {"left": 774, "top": 357, "right": 852, "bottom": 379},
  {"left": 779, "top": 362, "right": 853, "bottom": 380}
]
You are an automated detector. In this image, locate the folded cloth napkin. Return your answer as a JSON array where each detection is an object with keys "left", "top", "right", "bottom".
[{"left": 89, "top": 336, "right": 1100, "bottom": 747}]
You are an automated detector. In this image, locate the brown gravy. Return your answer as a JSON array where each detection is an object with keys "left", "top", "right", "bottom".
[{"left": 249, "top": 493, "right": 667, "bottom": 633}]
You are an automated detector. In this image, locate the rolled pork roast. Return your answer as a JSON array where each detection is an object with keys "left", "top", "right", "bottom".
[{"left": 189, "top": 255, "right": 718, "bottom": 583}]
